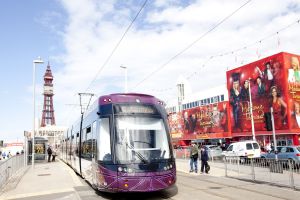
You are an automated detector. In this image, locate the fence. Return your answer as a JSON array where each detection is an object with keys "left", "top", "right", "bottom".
[
  {"left": 0, "top": 154, "right": 25, "bottom": 189},
  {"left": 174, "top": 148, "right": 223, "bottom": 161},
  {"left": 223, "top": 156, "right": 300, "bottom": 190},
  {"left": 173, "top": 149, "right": 300, "bottom": 190}
]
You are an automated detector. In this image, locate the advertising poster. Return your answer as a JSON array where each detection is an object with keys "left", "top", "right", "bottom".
[
  {"left": 168, "top": 112, "right": 184, "bottom": 140},
  {"left": 285, "top": 53, "right": 300, "bottom": 130},
  {"left": 226, "top": 52, "right": 289, "bottom": 135},
  {"left": 168, "top": 102, "right": 231, "bottom": 140}
]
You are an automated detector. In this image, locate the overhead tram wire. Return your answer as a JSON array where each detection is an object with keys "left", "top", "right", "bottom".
[
  {"left": 63, "top": 0, "right": 148, "bottom": 125},
  {"left": 154, "top": 18, "right": 300, "bottom": 97},
  {"left": 186, "top": 18, "right": 300, "bottom": 78},
  {"left": 84, "top": 0, "right": 148, "bottom": 93},
  {"left": 133, "top": 0, "right": 252, "bottom": 89}
]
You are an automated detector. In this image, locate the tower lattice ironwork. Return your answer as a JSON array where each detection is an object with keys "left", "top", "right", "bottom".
[{"left": 41, "top": 63, "right": 56, "bottom": 127}]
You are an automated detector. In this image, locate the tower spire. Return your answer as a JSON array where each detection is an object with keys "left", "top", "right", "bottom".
[{"left": 41, "top": 63, "right": 56, "bottom": 127}]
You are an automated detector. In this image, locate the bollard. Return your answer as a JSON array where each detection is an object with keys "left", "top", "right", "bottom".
[
  {"left": 251, "top": 158, "right": 255, "bottom": 181},
  {"left": 224, "top": 156, "right": 228, "bottom": 177},
  {"left": 237, "top": 157, "right": 240, "bottom": 177},
  {"left": 288, "top": 159, "right": 295, "bottom": 189}
]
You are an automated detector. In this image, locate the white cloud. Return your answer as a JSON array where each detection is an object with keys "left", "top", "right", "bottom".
[{"left": 48, "top": 0, "right": 300, "bottom": 125}]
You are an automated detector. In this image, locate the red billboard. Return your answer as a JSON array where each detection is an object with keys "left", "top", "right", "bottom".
[
  {"left": 168, "top": 101, "right": 231, "bottom": 140},
  {"left": 285, "top": 53, "right": 300, "bottom": 131},
  {"left": 226, "top": 52, "right": 300, "bottom": 136}
]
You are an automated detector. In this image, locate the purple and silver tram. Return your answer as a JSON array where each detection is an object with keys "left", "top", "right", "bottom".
[{"left": 61, "top": 93, "right": 176, "bottom": 192}]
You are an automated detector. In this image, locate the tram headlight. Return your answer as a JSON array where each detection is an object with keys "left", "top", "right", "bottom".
[
  {"left": 170, "top": 164, "right": 173, "bottom": 168},
  {"left": 123, "top": 168, "right": 127, "bottom": 172},
  {"left": 128, "top": 168, "right": 133, "bottom": 173},
  {"left": 118, "top": 167, "right": 123, "bottom": 172},
  {"left": 164, "top": 166, "right": 167, "bottom": 170}
]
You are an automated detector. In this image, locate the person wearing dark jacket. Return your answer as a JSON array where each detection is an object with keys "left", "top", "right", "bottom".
[
  {"left": 200, "top": 146, "right": 209, "bottom": 174},
  {"left": 47, "top": 146, "right": 52, "bottom": 162},
  {"left": 189, "top": 141, "right": 199, "bottom": 173}
]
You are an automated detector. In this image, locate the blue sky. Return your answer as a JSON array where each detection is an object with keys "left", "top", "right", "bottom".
[
  {"left": 1, "top": 0, "right": 300, "bottom": 142},
  {"left": 0, "top": 0, "right": 67, "bottom": 142}
]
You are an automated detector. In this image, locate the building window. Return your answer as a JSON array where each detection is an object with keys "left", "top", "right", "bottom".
[
  {"left": 213, "top": 96, "right": 218, "bottom": 103},
  {"left": 221, "top": 95, "right": 224, "bottom": 101},
  {"left": 207, "top": 98, "right": 210, "bottom": 104}
]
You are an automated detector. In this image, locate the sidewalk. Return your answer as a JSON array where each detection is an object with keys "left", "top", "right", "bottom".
[
  {"left": 0, "top": 158, "right": 225, "bottom": 199},
  {"left": 175, "top": 158, "right": 226, "bottom": 176},
  {"left": 0, "top": 160, "right": 84, "bottom": 200}
]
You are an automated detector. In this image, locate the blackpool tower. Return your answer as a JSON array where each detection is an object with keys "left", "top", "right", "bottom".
[{"left": 41, "top": 63, "right": 56, "bottom": 127}]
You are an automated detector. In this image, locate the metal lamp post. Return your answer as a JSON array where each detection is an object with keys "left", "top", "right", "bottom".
[
  {"left": 32, "top": 57, "right": 44, "bottom": 168},
  {"left": 270, "top": 107, "right": 278, "bottom": 160},
  {"left": 120, "top": 66, "right": 128, "bottom": 93},
  {"left": 248, "top": 79, "right": 256, "bottom": 141}
]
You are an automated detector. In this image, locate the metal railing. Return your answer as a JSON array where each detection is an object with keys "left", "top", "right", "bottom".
[
  {"left": 223, "top": 156, "right": 300, "bottom": 190},
  {"left": 173, "top": 149, "right": 223, "bottom": 161},
  {"left": 0, "top": 154, "right": 25, "bottom": 189},
  {"left": 173, "top": 149, "right": 300, "bottom": 190}
]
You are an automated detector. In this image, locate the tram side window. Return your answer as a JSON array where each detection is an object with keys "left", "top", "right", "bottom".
[
  {"left": 98, "top": 118, "right": 111, "bottom": 161},
  {"left": 92, "top": 121, "right": 97, "bottom": 158},
  {"left": 82, "top": 126, "right": 92, "bottom": 160},
  {"left": 75, "top": 132, "right": 79, "bottom": 156}
]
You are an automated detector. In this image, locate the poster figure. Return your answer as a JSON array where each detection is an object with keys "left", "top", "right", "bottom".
[
  {"left": 240, "top": 80, "right": 250, "bottom": 101},
  {"left": 183, "top": 111, "right": 190, "bottom": 131},
  {"left": 256, "top": 62, "right": 274, "bottom": 90},
  {"left": 229, "top": 73, "right": 241, "bottom": 131},
  {"left": 291, "top": 101, "right": 300, "bottom": 129},
  {"left": 263, "top": 61, "right": 275, "bottom": 89},
  {"left": 256, "top": 77, "right": 266, "bottom": 97},
  {"left": 288, "top": 56, "right": 300, "bottom": 82},
  {"left": 272, "top": 60, "right": 282, "bottom": 83},
  {"left": 211, "top": 104, "right": 221, "bottom": 128},
  {"left": 269, "top": 86, "right": 287, "bottom": 129},
  {"left": 220, "top": 103, "right": 228, "bottom": 132},
  {"left": 190, "top": 114, "right": 197, "bottom": 133}
]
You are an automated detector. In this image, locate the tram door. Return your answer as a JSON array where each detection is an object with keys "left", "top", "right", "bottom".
[
  {"left": 96, "top": 117, "right": 112, "bottom": 188},
  {"left": 91, "top": 120, "right": 98, "bottom": 186}
]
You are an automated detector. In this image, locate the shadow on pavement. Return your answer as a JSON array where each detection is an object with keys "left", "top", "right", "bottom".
[{"left": 95, "top": 185, "right": 178, "bottom": 200}]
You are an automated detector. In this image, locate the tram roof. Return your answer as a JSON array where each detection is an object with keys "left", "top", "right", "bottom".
[{"left": 98, "top": 93, "right": 164, "bottom": 105}]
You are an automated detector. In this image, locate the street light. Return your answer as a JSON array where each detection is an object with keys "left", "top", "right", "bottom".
[
  {"left": 248, "top": 78, "right": 256, "bottom": 141},
  {"left": 32, "top": 57, "right": 44, "bottom": 168},
  {"left": 120, "top": 65, "right": 128, "bottom": 93},
  {"left": 270, "top": 107, "right": 278, "bottom": 160}
]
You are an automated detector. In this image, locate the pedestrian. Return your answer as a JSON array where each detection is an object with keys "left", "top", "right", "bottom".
[
  {"left": 1, "top": 151, "right": 6, "bottom": 159},
  {"left": 47, "top": 146, "right": 52, "bottom": 162},
  {"left": 265, "top": 143, "right": 271, "bottom": 153},
  {"left": 200, "top": 146, "right": 210, "bottom": 174},
  {"left": 52, "top": 148, "right": 57, "bottom": 162},
  {"left": 189, "top": 141, "right": 199, "bottom": 173}
]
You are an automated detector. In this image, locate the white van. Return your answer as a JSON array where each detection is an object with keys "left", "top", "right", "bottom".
[{"left": 222, "top": 141, "right": 261, "bottom": 159}]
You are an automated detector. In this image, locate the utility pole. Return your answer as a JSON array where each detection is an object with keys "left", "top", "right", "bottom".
[
  {"left": 120, "top": 66, "right": 128, "bottom": 93},
  {"left": 248, "top": 79, "right": 256, "bottom": 141},
  {"left": 270, "top": 107, "right": 278, "bottom": 161},
  {"left": 78, "top": 92, "right": 94, "bottom": 174}
]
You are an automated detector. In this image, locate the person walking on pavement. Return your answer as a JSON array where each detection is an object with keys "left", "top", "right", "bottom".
[
  {"left": 2, "top": 151, "right": 6, "bottom": 159},
  {"left": 189, "top": 141, "right": 199, "bottom": 173},
  {"left": 52, "top": 147, "right": 57, "bottom": 162},
  {"left": 47, "top": 146, "right": 52, "bottom": 162},
  {"left": 200, "top": 145, "right": 209, "bottom": 174}
]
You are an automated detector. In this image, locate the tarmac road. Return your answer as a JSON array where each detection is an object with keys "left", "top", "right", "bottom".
[{"left": 1, "top": 160, "right": 300, "bottom": 200}]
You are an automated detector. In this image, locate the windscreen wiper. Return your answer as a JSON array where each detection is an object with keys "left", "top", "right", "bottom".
[{"left": 126, "top": 142, "right": 148, "bottom": 164}]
